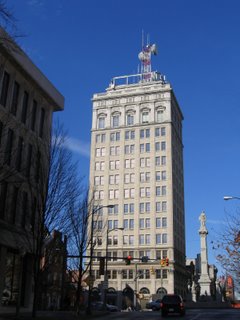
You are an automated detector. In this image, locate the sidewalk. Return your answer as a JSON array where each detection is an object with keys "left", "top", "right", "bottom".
[{"left": 0, "top": 307, "right": 110, "bottom": 320}]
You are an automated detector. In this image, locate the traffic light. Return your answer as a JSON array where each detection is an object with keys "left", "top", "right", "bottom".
[
  {"left": 125, "top": 255, "right": 132, "bottom": 265},
  {"left": 141, "top": 256, "right": 149, "bottom": 263},
  {"left": 165, "top": 258, "right": 169, "bottom": 266},
  {"left": 160, "top": 258, "right": 166, "bottom": 267},
  {"left": 99, "top": 257, "right": 105, "bottom": 275}
]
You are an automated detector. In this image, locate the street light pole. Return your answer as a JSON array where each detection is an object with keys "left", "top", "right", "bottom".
[{"left": 86, "top": 205, "right": 114, "bottom": 315}]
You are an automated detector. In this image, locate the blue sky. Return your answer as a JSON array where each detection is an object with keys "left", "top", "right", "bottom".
[{"left": 7, "top": 0, "right": 240, "bottom": 273}]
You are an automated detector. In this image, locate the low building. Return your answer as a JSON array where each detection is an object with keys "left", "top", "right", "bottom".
[{"left": 39, "top": 230, "right": 67, "bottom": 310}]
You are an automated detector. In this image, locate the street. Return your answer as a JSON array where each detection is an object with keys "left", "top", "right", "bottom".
[{"left": 98, "top": 309, "right": 240, "bottom": 320}]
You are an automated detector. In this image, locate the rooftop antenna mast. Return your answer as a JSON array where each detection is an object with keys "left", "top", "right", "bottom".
[{"left": 138, "top": 30, "right": 157, "bottom": 77}]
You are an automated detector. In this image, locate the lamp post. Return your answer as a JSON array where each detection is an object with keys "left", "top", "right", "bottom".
[
  {"left": 104, "top": 226, "right": 124, "bottom": 305},
  {"left": 86, "top": 205, "right": 114, "bottom": 315}
]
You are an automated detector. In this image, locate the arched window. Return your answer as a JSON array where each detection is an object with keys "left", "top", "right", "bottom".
[
  {"left": 111, "top": 112, "right": 120, "bottom": 128},
  {"left": 156, "top": 107, "right": 166, "bottom": 123},
  {"left": 98, "top": 116, "right": 105, "bottom": 129},
  {"left": 126, "top": 113, "right": 134, "bottom": 126},
  {"left": 142, "top": 111, "right": 149, "bottom": 123},
  {"left": 139, "top": 287, "right": 150, "bottom": 294},
  {"left": 156, "top": 287, "right": 167, "bottom": 297}
]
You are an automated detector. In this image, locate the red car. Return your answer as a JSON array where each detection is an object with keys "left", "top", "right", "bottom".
[{"left": 160, "top": 294, "right": 185, "bottom": 317}]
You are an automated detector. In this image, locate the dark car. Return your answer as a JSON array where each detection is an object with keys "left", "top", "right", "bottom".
[
  {"left": 146, "top": 299, "right": 161, "bottom": 311},
  {"left": 160, "top": 294, "right": 185, "bottom": 317}
]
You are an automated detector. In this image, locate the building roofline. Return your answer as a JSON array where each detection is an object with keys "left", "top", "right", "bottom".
[{"left": 0, "top": 28, "right": 64, "bottom": 111}]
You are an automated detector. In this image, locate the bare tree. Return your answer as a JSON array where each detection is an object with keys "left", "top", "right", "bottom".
[
  {"left": 213, "top": 213, "right": 240, "bottom": 285},
  {"left": 17, "top": 122, "right": 82, "bottom": 317},
  {"left": 64, "top": 188, "right": 103, "bottom": 313}
]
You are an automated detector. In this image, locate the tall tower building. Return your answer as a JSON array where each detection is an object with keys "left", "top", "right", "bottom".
[{"left": 88, "top": 42, "right": 186, "bottom": 307}]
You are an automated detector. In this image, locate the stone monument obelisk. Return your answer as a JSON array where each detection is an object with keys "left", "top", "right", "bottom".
[{"left": 198, "top": 211, "right": 211, "bottom": 296}]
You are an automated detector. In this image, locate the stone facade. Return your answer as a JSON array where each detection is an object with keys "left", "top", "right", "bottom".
[
  {"left": 0, "top": 29, "right": 64, "bottom": 308},
  {"left": 88, "top": 70, "right": 186, "bottom": 306}
]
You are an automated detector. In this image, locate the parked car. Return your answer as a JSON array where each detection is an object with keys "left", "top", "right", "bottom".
[
  {"left": 91, "top": 301, "right": 118, "bottom": 312},
  {"left": 160, "top": 294, "right": 185, "bottom": 317},
  {"left": 146, "top": 299, "right": 161, "bottom": 311},
  {"left": 106, "top": 303, "right": 118, "bottom": 312}
]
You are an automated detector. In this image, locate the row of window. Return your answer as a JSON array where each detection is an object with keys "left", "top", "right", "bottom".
[
  {"left": 0, "top": 71, "right": 45, "bottom": 138},
  {"left": 97, "top": 109, "right": 166, "bottom": 129},
  {"left": 95, "top": 141, "right": 166, "bottom": 157},
  {"left": 0, "top": 124, "right": 41, "bottom": 181},
  {"left": 92, "top": 228, "right": 168, "bottom": 245},
  {"left": 95, "top": 156, "right": 167, "bottom": 171},
  {"left": 0, "top": 181, "right": 36, "bottom": 229},
  {"left": 94, "top": 186, "right": 167, "bottom": 200},
  {"left": 95, "top": 127, "right": 166, "bottom": 143},
  {"left": 92, "top": 249, "right": 168, "bottom": 261},
  {"left": 92, "top": 268, "right": 168, "bottom": 280},
  {"left": 93, "top": 202, "right": 167, "bottom": 216}
]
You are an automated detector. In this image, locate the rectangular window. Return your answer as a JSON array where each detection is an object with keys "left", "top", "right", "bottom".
[
  {"left": 140, "top": 129, "right": 144, "bottom": 139},
  {"left": 145, "top": 129, "right": 150, "bottom": 138},
  {"left": 156, "top": 202, "right": 161, "bottom": 212},
  {"left": 161, "top": 127, "right": 166, "bottom": 136},
  {"left": 156, "top": 218, "right": 161, "bottom": 228},
  {"left": 162, "top": 171, "right": 166, "bottom": 180},
  {"left": 145, "top": 218, "right": 150, "bottom": 228},
  {"left": 31, "top": 100, "right": 37, "bottom": 131},
  {"left": 4, "top": 129, "right": 13, "bottom": 165},
  {"left": 129, "top": 235, "right": 134, "bottom": 245},
  {"left": 146, "top": 143, "right": 150, "bottom": 152},
  {"left": 155, "top": 156, "right": 160, "bottom": 166},
  {"left": 140, "top": 203, "right": 144, "bottom": 213},
  {"left": 156, "top": 171, "right": 161, "bottom": 181},
  {"left": 129, "top": 219, "right": 134, "bottom": 229},
  {"left": 39, "top": 107, "right": 45, "bottom": 137},
  {"left": 146, "top": 202, "right": 150, "bottom": 212},
  {"left": 146, "top": 187, "right": 150, "bottom": 197},
  {"left": 162, "top": 201, "right": 167, "bottom": 211},
  {"left": 156, "top": 186, "right": 161, "bottom": 196},
  {"left": 145, "top": 234, "right": 150, "bottom": 244},
  {"left": 123, "top": 219, "right": 128, "bottom": 229},
  {"left": 21, "top": 91, "right": 29, "bottom": 124},
  {"left": 21, "top": 191, "right": 28, "bottom": 228},
  {"left": 162, "top": 234, "right": 167, "bottom": 244},
  {"left": 0, "top": 181, "right": 7, "bottom": 219},
  {"left": 9, "top": 186, "right": 18, "bottom": 224},
  {"left": 155, "top": 142, "right": 160, "bottom": 151},
  {"left": 139, "top": 234, "right": 144, "bottom": 245},
  {"left": 155, "top": 127, "right": 160, "bottom": 137},
  {"left": 162, "top": 186, "right": 167, "bottom": 196},
  {"left": 129, "top": 203, "right": 134, "bottom": 213},
  {"left": 161, "top": 156, "right": 166, "bottom": 165},
  {"left": 0, "top": 71, "right": 10, "bottom": 107},
  {"left": 11, "top": 81, "right": 20, "bottom": 115},
  {"left": 26, "top": 144, "right": 32, "bottom": 177},
  {"left": 161, "top": 141, "right": 166, "bottom": 151},
  {"left": 16, "top": 137, "right": 23, "bottom": 172},
  {"left": 162, "top": 217, "right": 167, "bottom": 227},
  {"left": 139, "top": 218, "right": 144, "bottom": 229},
  {"left": 156, "top": 234, "right": 161, "bottom": 244}
]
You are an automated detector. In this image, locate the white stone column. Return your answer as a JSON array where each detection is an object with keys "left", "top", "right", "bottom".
[{"left": 198, "top": 211, "right": 211, "bottom": 296}]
